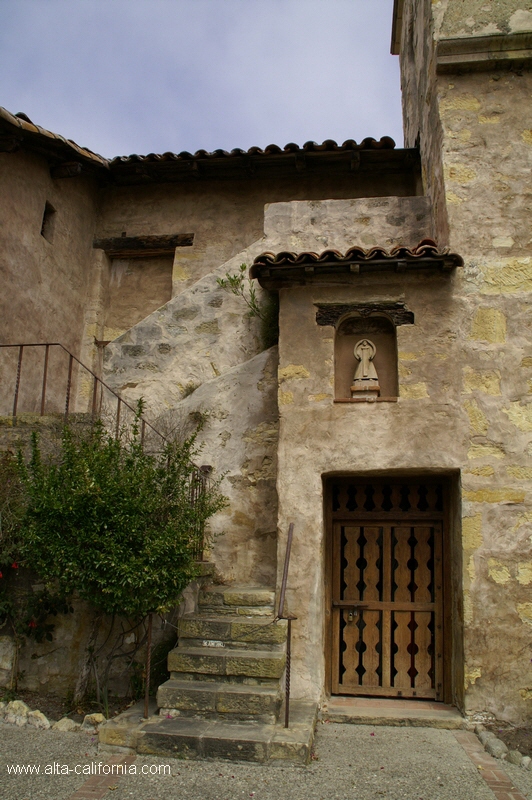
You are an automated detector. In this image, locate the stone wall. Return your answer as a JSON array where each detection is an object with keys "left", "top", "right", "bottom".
[
  {"left": 0, "top": 412, "right": 221, "bottom": 697},
  {"left": 390, "top": 0, "right": 532, "bottom": 722},
  {"left": 102, "top": 237, "right": 281, "bottom": 588},
  {"left": 171, "top": 349, "right": 279, "bottom": 587},
  {"left": 0, "top": 569, "right": 207, "bottom": 696},
  {"left": 399, "top": 0, "right": 449, "bottom": 243},
  {"left": 436, "top": 0, "right": 532, "bottom": 38},
  {"left": 438, "top": 77, "right": 532, "bottom": 722},
  {"left": 268, "top": 197, "right": 466, "bottom": 704}
]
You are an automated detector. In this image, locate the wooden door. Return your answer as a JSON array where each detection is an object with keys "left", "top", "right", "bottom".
[{"left": 329, "top": 481, "right": 445, "bottom": 699}]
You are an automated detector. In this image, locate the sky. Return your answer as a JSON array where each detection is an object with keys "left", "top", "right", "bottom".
[{"left": 0, "top": 0, "right": 403, "bottom": 159}]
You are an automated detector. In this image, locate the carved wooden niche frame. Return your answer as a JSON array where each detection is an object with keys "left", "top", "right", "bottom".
[{"left": 315, "top": 303, "right": 414, "bottom": 403}]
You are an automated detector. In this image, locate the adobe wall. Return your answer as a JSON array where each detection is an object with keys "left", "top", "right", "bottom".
[
  {"left": 392, "top": 0, "right": 532, "bottom": 722},
  {"left": 0, "top": 150, "right": 99, "bottom": 351},
  {"left": 0, "top": 149, "right": 104, "bottom": 414}
]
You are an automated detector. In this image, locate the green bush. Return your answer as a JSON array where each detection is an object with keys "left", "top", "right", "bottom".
[{"left": 17, "top": 417, "right": 226, "bottom": 619}]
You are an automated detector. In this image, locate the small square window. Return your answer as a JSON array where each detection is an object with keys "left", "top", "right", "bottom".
[{"left": 40, "top": 202, "right": 56, "bottom": 242}]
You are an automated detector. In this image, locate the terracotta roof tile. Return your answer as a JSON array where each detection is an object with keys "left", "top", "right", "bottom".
[
  {"left": 108, "top": 137, "right": 396, "bottom": 165},
  {"left": 251, "top": 239, "right": 463, "bottom": 287},
  {"left": 253, "top": 239, "right": 460, "bottom": 267},
  {"left": 0, "top": 106, "right": 108, "bottom": 167},
  {"left": 0, "top": 106, "right": 403, "bottom": 184}
]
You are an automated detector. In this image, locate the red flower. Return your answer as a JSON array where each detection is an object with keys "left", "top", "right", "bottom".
[
  {"left": 0, "top": 572, "right": 3, "bottom": 579},
  {"left": 11, "top": 562, "right": 18, "bottom": 569},
  {"left": 28, "top": 620, "right": 37, "bottom": 629}
]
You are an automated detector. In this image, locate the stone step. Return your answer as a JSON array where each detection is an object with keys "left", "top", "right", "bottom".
[
  {"left": 168, "top": 646, "right": 286, "bottom": 681},
  {"left": 178, "top": 614, "right": 287, "bottom": 649},
  {"left": 198, "top": 586, "right": 275, "bottom": 616},
  {"left": 321, "top": 697, "right": 466, "bottom": 729},
  {"left": 157, "top": 679, "right": 282, "bottom": 722},
  {"left": 99, "top": 699, "right": 318, "bottom": 765},
  {"left": 166, "top": 672, "right": 279, "bottom": 687}
]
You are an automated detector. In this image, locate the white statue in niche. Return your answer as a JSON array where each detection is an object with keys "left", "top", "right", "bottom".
[{"left": 351, "top": 338, "right": 380, "bottom": 398}]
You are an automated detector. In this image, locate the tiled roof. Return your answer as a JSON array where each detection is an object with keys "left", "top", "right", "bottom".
[
  {"left": 253, "top": 239, "right": 461, "bottom": 267},
  {"left": 1, "top": 106, "right": 412, "bottom": 184},
  {"left": 0, "top": 106, "right": 396, "bottom": 169},
  {"left": 0, "top": 107, "right": 107, "bottom": 167},
  {"left": 250, "top": 239, "right": 463, "bottom": 287},
  {"left": 108, "top": 137, "right": 396, "bottom": 165}
]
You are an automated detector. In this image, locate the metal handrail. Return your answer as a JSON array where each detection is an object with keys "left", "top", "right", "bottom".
[
  {"left": 0, "top": 341, "right": 213, "bottom": 557},
  {"left": 277, "top": 522, "right": 297, "bottom": 728},
  {"left": 0, "top": 342, "right": 166, "bottom": 444}
]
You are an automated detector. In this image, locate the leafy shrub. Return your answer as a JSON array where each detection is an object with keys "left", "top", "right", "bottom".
[{"left": 17, "top": 417, "right": 226, "bottom": 619}]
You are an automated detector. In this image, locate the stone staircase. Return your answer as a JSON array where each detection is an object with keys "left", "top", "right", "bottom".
[
  {"left": 99, "top": 585, "right": 317, "bottom": 764},
  {"left": 157, "top": 586, "right": 286, "bottom": 724}
]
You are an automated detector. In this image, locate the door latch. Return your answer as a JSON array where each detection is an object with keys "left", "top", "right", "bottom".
[{"left": 332, "top": 601, "right": 368, "bottom": 620}]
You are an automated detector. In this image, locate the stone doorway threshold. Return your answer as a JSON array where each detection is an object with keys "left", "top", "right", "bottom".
[{"left": 321, "top": 696, "right": 465, "bottom": 729}]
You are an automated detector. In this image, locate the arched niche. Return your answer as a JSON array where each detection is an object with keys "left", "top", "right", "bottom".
[{"left": 334, "top": 313, "right": 398, "bottom": 400}]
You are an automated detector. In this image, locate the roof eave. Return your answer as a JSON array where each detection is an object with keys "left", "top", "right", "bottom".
[
  {"left": 107, "top": 147, "right": 419, "bottom": 185},
  {"left": 251, "top": 257, "right": 462, "bottom": 290},
  {"left": 251, "top": 241, "right": 464, "bottom": 289},
  {"left": 0, "top": 107, "right": 108, "bottom": 173}
]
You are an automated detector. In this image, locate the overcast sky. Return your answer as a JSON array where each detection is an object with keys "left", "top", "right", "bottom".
[{"left": 0, "top": 0, "right": 403, "bottom": 159}]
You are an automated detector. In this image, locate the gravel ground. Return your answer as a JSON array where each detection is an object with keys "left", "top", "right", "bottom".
[
  {"left": 0, "top": 719, "right": 506, "bottom": 800},
  {"left": 501, "top": 759, "right": 532, "bottom": 799},
  {"left": 1, "top": 722, "right": 99, "bottom": 800}
]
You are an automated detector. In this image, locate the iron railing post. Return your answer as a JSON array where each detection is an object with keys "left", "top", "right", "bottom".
[
  {"left": 12, "top": 344, "right": 24, "bottom": 424},
  {"left": 115, "top": 397, "right": 121, "bottom": 439},
  {"left": 91, "top": 374, "right": 99, "bottom": 417},
  {"left": 64, "top": 353, "right": 74, "bottom": 423},
  {"left": 40, "top": 344, "right": 49, "bottom": 415},
  {"left": 277, "top": 523, "right": 297, "bottom": 729},
  {"left": 144, "top": 613, "right": 153, "bottom": 720}
]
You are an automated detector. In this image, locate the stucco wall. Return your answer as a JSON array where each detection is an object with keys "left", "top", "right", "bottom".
[{"left": 390, "top": 0, "right": 532, "bottom": 722}]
